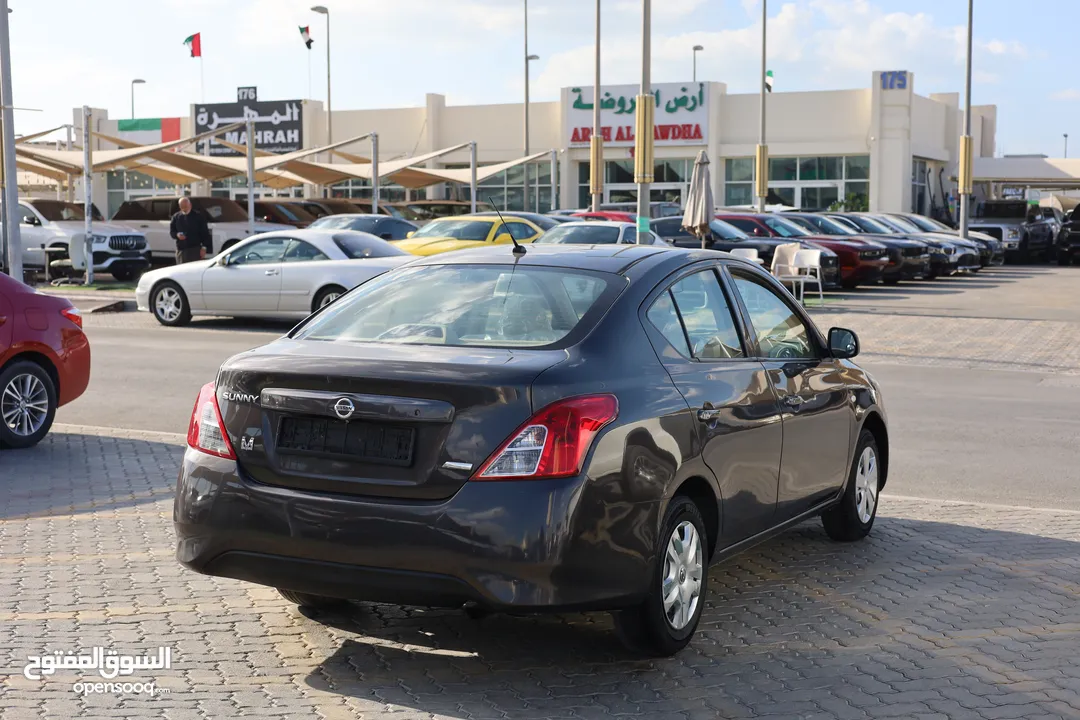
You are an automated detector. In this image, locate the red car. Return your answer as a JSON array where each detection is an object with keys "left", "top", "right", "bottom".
[
  {"left": 0, "top": 272, "right": 91, "bottom": 448},
  {"left": 716, "top": 213, "right": 889, "bottom": 289},
  {"left": 571, "top": 211, "right": 637, "bottom": 223}
]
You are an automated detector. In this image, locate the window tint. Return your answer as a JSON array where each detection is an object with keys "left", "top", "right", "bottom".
[
  {"left": 18, "top": 205, "right": 38, "bottom": 225},
  {"left": 534, "top": 224, "right": 621, "bottom": 244},
  {"left": 730, "top": 273, "right": 815, "bottom": 360},
  {"left": 669, "top": 270, "right": 745, "bottom": 359},
  {"left": 332, "top": 232, "right": 409, "bottom": 258},
  {"left": 191, "top": 197, "right": 248, "bottom": 222},
  {"left": 293, "top": 265, "right": 615, "bottom": 349},
  {"left": 112, "top": 201, "right": 151, "bottom": 221},
  {"left": 503, "top": 221, "right": 535, "bottom": 240},
  {"left": 653, "top": 218, "right": 691, "bottom": 237},
  {"left": 762, "top": 216, "right": 809, "bottom": 237},
  {"left": 302, "top": 203, "right": 330, "bottom": 218},
  {"left": 724, "top": 218, "right": 761, "bottom": 235},
  {"left": 411, "top": 219, "right": 492, "bottom": 241},
  {"left": 283, "top": 239, "right": 330, "bottom": 262},
  {"left": 646, "top": 291, "right": 691, "bottom": 357},
  {"left": 386, "top": 220, "right": 417, "bottom": 239},
  {"left": 151, "top": 200, "right": 174, "bottom": 220},
  {"left": 228, "top": 237, "right": 289, "bottom": 266},
  {"left": 708, "top": 219, "right": 750, "bottom": 240}
]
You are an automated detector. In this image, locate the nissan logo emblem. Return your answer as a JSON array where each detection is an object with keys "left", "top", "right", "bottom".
[{"left": 333, "top": 398, "right": 355, "bottom": 420}]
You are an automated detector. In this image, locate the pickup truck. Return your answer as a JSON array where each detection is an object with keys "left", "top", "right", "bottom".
[{"left": 968, "top": 200, "right": 1055, "bottom": 263}]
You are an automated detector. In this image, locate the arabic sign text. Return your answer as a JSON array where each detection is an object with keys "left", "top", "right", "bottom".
[
  {"left": 195, "top": 100, "right": 303, "bottom": 156},
  {"left": 565, "top": 82, "right": 709, "bottom": 146}
]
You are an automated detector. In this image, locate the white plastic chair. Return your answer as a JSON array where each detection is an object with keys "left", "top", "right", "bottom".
[
  {"left": 770, "top": 243, "right": 805, "bottom": 298},
  {"left": 729, "top": 248, "right": 763, "bottom": 264},
  {"left": 793, "top": 249, "right": 824, "bottom": 306}
]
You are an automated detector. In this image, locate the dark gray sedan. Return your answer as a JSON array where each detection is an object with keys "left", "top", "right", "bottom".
[{"left": 175, "top": 244, "right": 889, "bottom": 656}]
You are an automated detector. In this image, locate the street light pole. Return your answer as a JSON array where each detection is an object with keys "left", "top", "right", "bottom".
[
  {"left": 755, "top": 0, "right": 768, "bottom": 213},
  {"left": 634, "top": 0, "right": 653, "bottom": 243},
  {"left": 130, "top": 79, "right": 145, "bottom": 119},
  {"left": 523, "top": 1, "right": 538, "bottom": 212},
  {"left": 0, "top": 0, "right": 21, "bottom": 279},
  {"left": 312, "top": 5, "right": 331, "bottom": 196},
  {"left": 1065, "top": 133, "right": 1069, "bottom": 158},
  {"left": 958, "top": 0, "right": 973, "bottom": 241},
  {"left": 590, "top": 0, "right": 602, "bottom": 212},
  {"left": 693, "top": 45, "right": 703, "bottom": 83}
]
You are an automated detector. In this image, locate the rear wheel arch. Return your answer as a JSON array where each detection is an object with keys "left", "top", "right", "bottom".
[
  {"left": 670, "top": 476, "right": 720, "bottom": 560},
  {"left": 859, "top": 412, "right": 889, "bottom": 490},
  {"left": 1, "top": 351, "right": 60, "bottom": 399}
]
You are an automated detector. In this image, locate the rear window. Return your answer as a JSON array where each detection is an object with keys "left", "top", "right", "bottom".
[
  {"left": 533, "top": 225, "right": 622, "bottom": 244},
  {"left": 312, "top": 215, "right": 377, "bottom": 231},
  {"left": 191, "top": 198, "right": 248, "bottom": 222},
  {"left": 411, "top": 219, "right": 492, "bottom": 241},
  {"left": 332, "top": 232, "right": 409, "bottom": 258},
  {"left": 293, "top": 265, "right": 619, "bottom": 349}
]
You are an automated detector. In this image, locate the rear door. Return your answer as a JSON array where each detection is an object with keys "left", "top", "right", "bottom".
[
  {"left": 202, "top": 237, "right": 287, "bottom": 313},
  {"left": 726, "top": 268, "right": 853, "bottom": 519},
  {"left": 642, "top": 263, "right": 782, "bottom": 546},
  {"left": 0, "top": 286, "right": 12, "bottom": 355}
]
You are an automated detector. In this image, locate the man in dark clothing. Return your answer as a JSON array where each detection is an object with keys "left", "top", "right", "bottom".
[{"left": 170, "top": 197, "right": 212, "bottom": 264}]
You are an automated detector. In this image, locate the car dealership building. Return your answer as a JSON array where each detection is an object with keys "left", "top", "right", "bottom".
[{"left": 75, "top": 70, "right": 997, "bottom": 218}]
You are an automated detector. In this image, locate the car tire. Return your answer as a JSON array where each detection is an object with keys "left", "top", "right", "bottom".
[
  {"left": 151, "top": 281, "right": 192, "bottom": 327},
  {"left": 0, "top": 360, "right": 58, "bottom": 450},
  {"left": 841, "top": 280, "right": 859, "bottom": 290},
  {"left": 277, "top": 588, "right": 350, "bottom": 609},
  {"left": 612, "top": 495, "right": 707, "bottom": 657},
  {"left": 1059, "top": 252, "right": 1071, "bottom": 267},
  {"left": 883, "top": 276, "right": 901, "bottom": 285},
  {"left": 821, "top": 428, "right": 881, "bottom": 542},
  {"left": 1018, "top": 238, "right": 1030, "bottom": 264},
  {"left": 110, "top": 267, "right": 140, "bottom": 283},
  {"left": 312, "top": 285, "right": 347, "bottom": 313}
]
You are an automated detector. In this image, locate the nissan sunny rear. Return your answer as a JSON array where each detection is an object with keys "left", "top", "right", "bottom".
[{"left": 175, "top": 244, "right": 889, "bottom": 656}]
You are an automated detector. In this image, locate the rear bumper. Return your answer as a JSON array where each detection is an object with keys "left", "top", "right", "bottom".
[{"left": 174, "top": 449, "right": 656, "bottom": 611}]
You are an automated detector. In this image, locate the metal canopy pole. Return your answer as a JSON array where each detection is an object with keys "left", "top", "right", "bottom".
[
  {"left": 0, "top": 0, "right": 22, "bottom": 279},
  {"left": 66, "top": 124, "right": 73, "bottom": 202},
  {"left": 633, "top": 0, "right": 653, "bottom": 243},
  {"left": 371, "top": 132, "right": 379, "bottom": 214},
  {"left": 469, "top": 141, "right": 477, "bottom": 214},
  {"left": 958, "top": 0, "right": 973, "bottom": 241},
  {"left": 82, "top": 106, "right": 92, "bottom": 285},
  {"left": 755, "top": 0, "right": 768, "bottom": 213},
  {"left": 590, "top": 0, "right": 602, "bottom": 212},
  {"left": 246, "top": 117, "right": 255, "bottom": 237},
  {"left": 550, "top": 149, "right": 557, "bottom": 211}
]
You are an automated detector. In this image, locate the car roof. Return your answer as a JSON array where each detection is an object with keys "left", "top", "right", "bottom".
[
  {"left": 405, "top": 243, "right": 676, "bottom": 274},
  {"left": 557, "top": 221, "right": 636, "bottom": 229}
]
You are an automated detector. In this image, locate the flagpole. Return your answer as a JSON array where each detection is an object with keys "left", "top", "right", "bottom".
[
  {"left": 199, "top": 55, "right": 205, "bottom": 103},
  {"left": 307, "top": 49, "right": 312, "bottom": 100}
]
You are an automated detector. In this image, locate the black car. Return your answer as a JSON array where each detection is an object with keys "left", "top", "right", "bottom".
[
  {"left": 1054, "top": 216, "right": 1080, "bottom": 265},
  {"left": 886, "top": 212, "right": 1004, "bottom": 267},
  {"left": 650, "top": 216, "right": 843, "bottom": 288},
  {"left": 825, "top": 213, "right": 961, "bottom": 279},
  {"left": 783, "top": 212, "right": 930, "bottom": 284},
  {"left": 307, "top": 213, "right": 419, "bottom": 240},
  {"left": 175, "top": 244, "right": 889, "bottom": 656}
]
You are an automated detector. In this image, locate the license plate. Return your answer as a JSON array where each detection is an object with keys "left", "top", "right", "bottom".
[{"left": 278, "top": 416, "right": 415, "bottom": 466}]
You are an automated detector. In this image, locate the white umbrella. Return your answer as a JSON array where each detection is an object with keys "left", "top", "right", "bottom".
[{"left": 682, "top": 149, "right": 715, "bottom": 249}]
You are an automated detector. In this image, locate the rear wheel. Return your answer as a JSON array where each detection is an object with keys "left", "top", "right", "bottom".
[
  {"left": 151, "top": 281, "right": 191, "bottom": 327},
  {"left": 821, "top": 429, "right": 880, "bottom": 542},
  {"left": 312, "top": 285, "right": 347, "bottom": 313},
  {"left": 0, "top": 360, "right": 57, "bottom": 450},
  {"left": 613, "top": 495, "right": 707, "bottom": 657},
  {"left": 277, "top": 588, "right": 350, "bottom": 609}
]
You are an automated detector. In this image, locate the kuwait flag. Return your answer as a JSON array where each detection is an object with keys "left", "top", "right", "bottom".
[
  {"left": 183, "top": 33, "right": 202, "bottom": 58},
  {"left": 299, "top": 26, "right": 313, "bottom": 49},
  {"left": 765, "top": 69, "right": 774, "bottom": 92}
]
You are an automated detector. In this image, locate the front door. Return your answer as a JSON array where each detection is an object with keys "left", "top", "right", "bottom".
[
  {"left": 726, "top": 269, "right": 854, "bottom": 520},
  {"left": 17, "top": 204, "right": 47, "bottom": 268},
  {"left": 201, "top": 237, "right": 288, "bottom": 313},
  {"left": 643, "top": 264, "right": 783, "bottom": 546}
]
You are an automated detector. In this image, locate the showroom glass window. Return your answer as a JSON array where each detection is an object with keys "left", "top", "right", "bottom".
[
  {"left": 911, "top": 158, "right": 929, "bottom": 215},
  {"left": 724, "top": 155, "right": 870, "bottom": 209},
  {"left": 577, "top": 158, "right": 693, "bottom": 209}
]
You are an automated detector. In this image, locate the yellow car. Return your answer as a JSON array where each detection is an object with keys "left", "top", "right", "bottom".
[{"left": 393, "top": 215, "right": 543, "bottom": 256}]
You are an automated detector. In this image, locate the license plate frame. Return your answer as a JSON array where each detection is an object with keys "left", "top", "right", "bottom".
[{"left": 277, "top": 416, "right": 415, "bottom": 466}]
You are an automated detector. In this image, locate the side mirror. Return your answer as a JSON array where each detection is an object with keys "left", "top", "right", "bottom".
[
  {"left": 406, "top": 231, "right": 415, "bottom": 239},
  {"left": 828, "top": 327, "right": 859, "bottom": 359},
  {"left": 218, "top": 254, "right": 231, "bottom": 266},
  {"left": 22, "top": 216, "right": 39, "bottom": 226},
  {"left": 494, "top": 233, "right": 513, "bottom": 244}
]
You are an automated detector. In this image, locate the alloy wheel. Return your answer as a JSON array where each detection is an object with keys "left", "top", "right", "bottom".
[
  {"left": 155, "top": 287, "right": 182, "bottom": 322},
  {"left": 319, "top": 291, "right": 341, "bottom": 308},
  {"left": 854, "top": 446, "right": 879, "bottom": 524},
  {"left": 661, "top": 520, "right": 703, "bottom": 630},
  {"left": 1, "top": 373, "right": 49, "bottom": 437}
]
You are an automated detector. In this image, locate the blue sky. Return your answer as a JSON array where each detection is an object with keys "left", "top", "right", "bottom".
[{"left": 9, "top": 0, "right": 1070, "bottom": 156}]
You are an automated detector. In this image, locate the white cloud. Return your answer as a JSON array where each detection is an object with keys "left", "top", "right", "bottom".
[{"left": 1051, "top": 89, "right": 1080, "bottom": 101}]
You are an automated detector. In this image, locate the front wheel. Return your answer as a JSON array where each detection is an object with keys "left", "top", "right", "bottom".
[
  {"left": 0, "top": 360, "right": 58, "bottom": 449},
  {"left": 612, "top": 495, "right": 707, "bottom": 657},
  {"left": 110, "top": 266, "right": 140, "bottom": 282},
  {"left": 151, "top": 281, "right": 191, "bottom": 327},
  {"left": 312, "top": 285, "right": 347, "bottom": 313},
  {"left": 821, "top": 429, "right": 881, "bottom": 542}
]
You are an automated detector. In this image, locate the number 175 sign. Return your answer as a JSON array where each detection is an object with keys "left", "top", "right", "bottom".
[{"left": 880, "top": 71, "right": 908, "bottom": 90}]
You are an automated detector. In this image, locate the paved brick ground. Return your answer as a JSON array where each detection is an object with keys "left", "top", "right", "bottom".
[{"left": 2, "top": 430, "right": 1079, "bottom": 720}]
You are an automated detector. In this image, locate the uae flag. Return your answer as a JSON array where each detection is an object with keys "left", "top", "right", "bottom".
[
  {"left": 765, "top": 69, "right": 774, "bottom": 92},
  {"left": 183, "top": 33, "right": 202, "bottom": 58},
  {"left": 299, "top": 26, "right": 313, "bottom": 49}
]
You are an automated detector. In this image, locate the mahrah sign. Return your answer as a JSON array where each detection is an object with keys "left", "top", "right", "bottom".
[{"left": 564, "top": 82, "right": 709, "bottom": 147}]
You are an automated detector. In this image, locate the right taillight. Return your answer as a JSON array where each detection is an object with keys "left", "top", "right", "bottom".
[
  {"left": 186, "top": 382, "right": 236, "bottom": 459},
  {"left": 472, "top": 394, "right": 618, "bottom": 481}
]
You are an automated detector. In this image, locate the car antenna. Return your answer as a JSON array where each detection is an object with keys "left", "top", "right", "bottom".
[{"left": 488, "top": 195, "right": 526, "bottom": 256}]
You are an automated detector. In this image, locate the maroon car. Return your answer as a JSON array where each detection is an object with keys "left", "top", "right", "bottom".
[
  {"left": 0, "top": 272, "right": 91, "bottom": 448},
  {"left": 716, "top": 213, "right": 890, "bottom": 289}
]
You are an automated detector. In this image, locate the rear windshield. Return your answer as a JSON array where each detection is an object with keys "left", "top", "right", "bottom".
[
  {"left": 533, "top": 225, "right": 621, "bottom": 244},
  {"left": 978, "top": 201, "right": 1027, "bottom": 219},
  {"left": 293, "top": 265, "right": 618, "bottom": 349},
  {"left": 30, "top": 200, "right": 103, "bottom": 222},
  {"left": 332, "top": 232, "right": 408, "bottom": 258}
]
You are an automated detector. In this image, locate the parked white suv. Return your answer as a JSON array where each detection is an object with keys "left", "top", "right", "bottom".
[
  {"left": 112, "top": 196, "right": 290, "bottom": 262},
  {"left": 13, "top": 198, "right": 151, "bottom": 281}
]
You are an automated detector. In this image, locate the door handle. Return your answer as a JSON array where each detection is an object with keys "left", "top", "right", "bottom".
[
  {"left": 697, "top": 408, "right": 721, "bottom": 422},
  {"left": 264, "top": 269, "right": 279, "bottom": 276},
  {"left": 783, "top": 395, "right": 804, "bottom": 408}
]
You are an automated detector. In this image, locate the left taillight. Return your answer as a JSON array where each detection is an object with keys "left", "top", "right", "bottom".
[
  {"left": 60, "top": 307, "right": 83, "bottom": 329},
  {"left": 186, "top": 382, "right": 236, "bottom": 459},
  {"left": 472, "top": 394, "right": 619, "bottom": 481}
]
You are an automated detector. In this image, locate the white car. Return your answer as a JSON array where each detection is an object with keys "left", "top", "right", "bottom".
[
  {"left": 13, "top": 198, "right": 151, "bottom": 281},
  {"left": 531, "top": 221, "right": 670, "bottom": 246},
  {"left": 135, "top": 229, "right": 414, "bottom": 326},
  {"left": 112, "top": 196, "right": 291, "bottom": 262}
]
